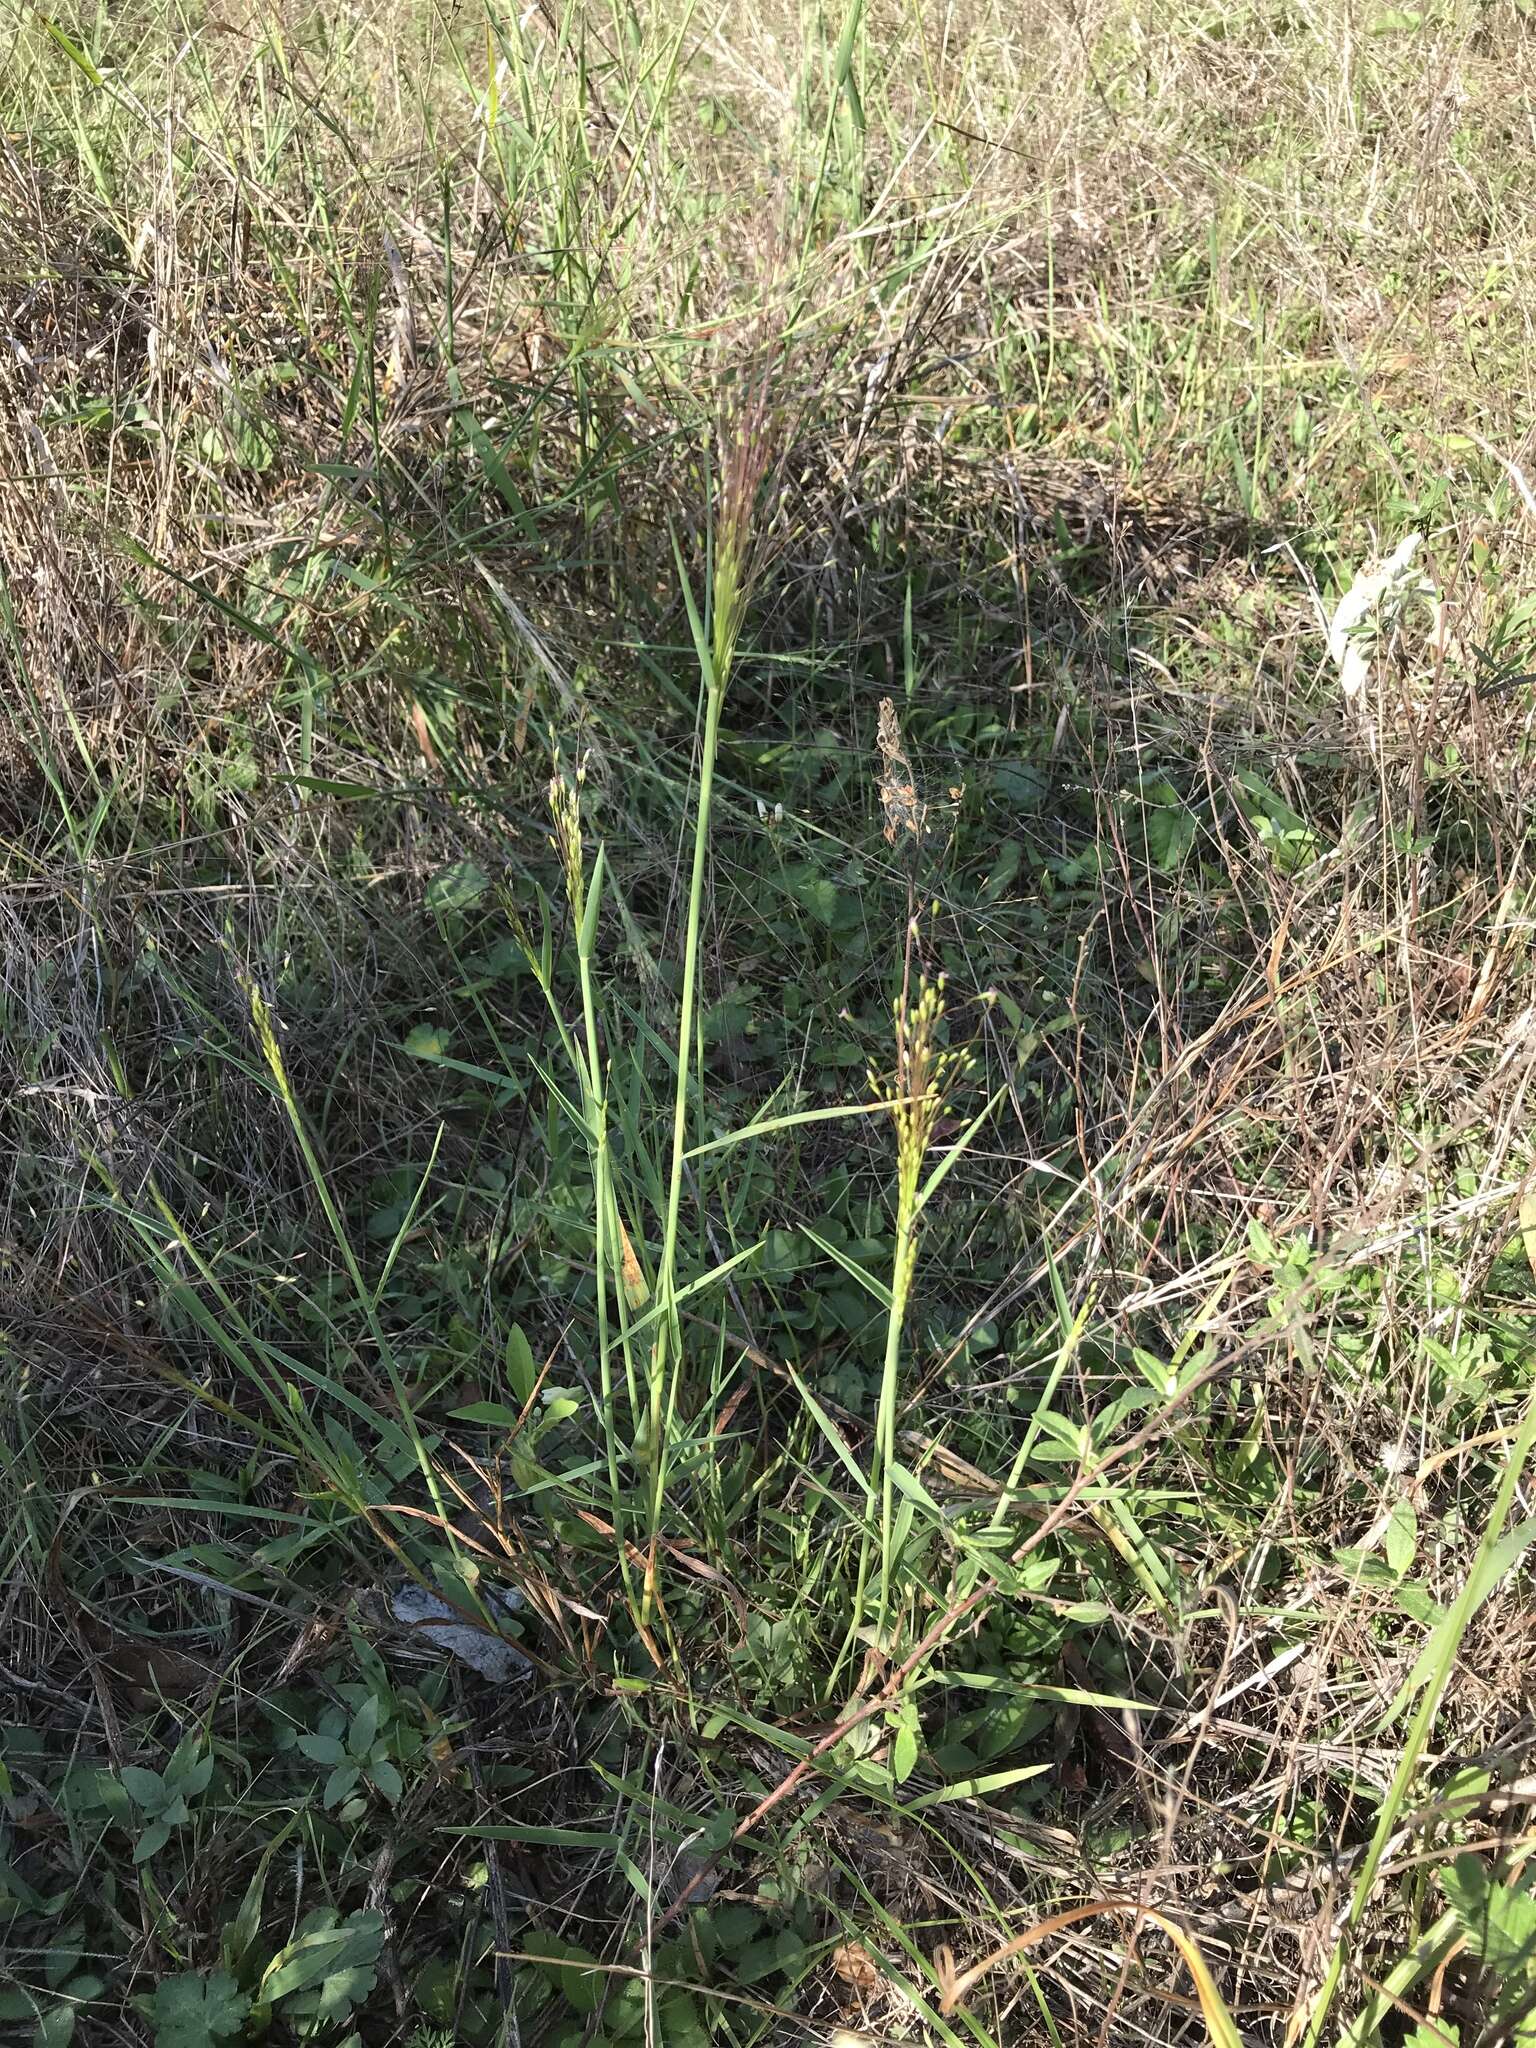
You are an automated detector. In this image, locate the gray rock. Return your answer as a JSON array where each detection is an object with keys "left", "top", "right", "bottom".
[{"left": 388, "top": 1582, "right": 532, "bottom": 1684}]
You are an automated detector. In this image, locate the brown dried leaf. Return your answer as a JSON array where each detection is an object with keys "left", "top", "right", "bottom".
[{"left": 831, "top": 1941, "right": 879, "bottom": 2000}]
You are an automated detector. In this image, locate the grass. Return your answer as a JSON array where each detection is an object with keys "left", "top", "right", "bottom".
[{"left": 6, "top": 0, "right": 1536, "bottom": 2043}]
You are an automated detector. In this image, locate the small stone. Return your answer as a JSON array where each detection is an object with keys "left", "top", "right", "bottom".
[{"left": 388, "top": 1583, "right": 532, "bottom": 1684}]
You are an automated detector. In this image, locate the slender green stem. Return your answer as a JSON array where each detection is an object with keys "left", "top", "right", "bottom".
[
  {"left": 876, "top": 1220, "right": 917, "bottom": 1639},
  {"left": 647, "top": 667, "right": 728, "bottom": 1615},
  {"left": 576, "top": 928, "right": 639, "bottom": 1618},
  {"left": 658, "top": 672, "right": 726, "bottom": 1306},
  {"left": 829, "top": 1166, "right": 916, "bottom": 1696},
  {"left": 243, "top": 980, "right": 465, "bottom": 1572},
  {"left": 516, "top": 837, "right": 643, "bottom": 1619}
]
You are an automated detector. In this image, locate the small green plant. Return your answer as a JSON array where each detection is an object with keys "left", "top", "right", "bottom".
[
  {"left": 646, "top": 376, "right": 783, "bottom": 1618},
  {"left": 295, "top": 1690, "right": 405, "bottom": 1811},
  {"left": 1431, "top": 1854, "right": 1536, "bottom": 2048},
  {"left": 141, "top": 1911, "right": 383, "bottom": 2048},
  {"left": 119, "top": 1736, "right": 213, "bottom": 1864},
  {"left": 851, "top": 968, "right": 970, "bottom": 1660},
  {"left": 147, "top": 1972, "right": 249, "bottom": 2048},
  {"left": 254, "top": 1909, "right": 383, "bottom": 2037},
  {"left": 0, "top": 1920, "right": 108, "bottom": 2048}
]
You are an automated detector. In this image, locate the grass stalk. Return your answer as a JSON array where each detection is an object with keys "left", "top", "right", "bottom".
[
  {"left": 643, "top": 405, "right": 770, "bottom": 1620},
  {"left": 833, "top": 973, "right": 964, "bottom": 1683},
  {"left": 545, "top": 769, "right": 644, "bottom": 1616},
  {"left": 648, "top": 579, "right": 731, "bottom": 1619}
]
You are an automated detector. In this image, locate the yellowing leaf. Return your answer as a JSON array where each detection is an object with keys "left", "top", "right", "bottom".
[
  {"left": 619, "top": 1218, "right": 648, "bottom": 1309},
  {"left": 937, "top": 1901, "right": 1243, "bottom": 2048}
]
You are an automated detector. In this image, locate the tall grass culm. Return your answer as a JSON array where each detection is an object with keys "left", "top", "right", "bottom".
[{"left": 647, "top": 372, "right": 782, "bottom": 1617}]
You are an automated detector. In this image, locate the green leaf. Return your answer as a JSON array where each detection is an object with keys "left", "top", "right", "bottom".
[
  {"left": 134, "top": 1820, "right": 172, "bottom": 1864},
  {"left": 403, "top": 1024, "right": 448, "bottom": 1059},
  {"left": 979, "top": 841, "right": 1023, "bottom": 903},
  {"left": 261, "top": 1912, "right": 383, "bottom": 2005},
  {"left": 505, "top": 1325, "right": 537, "bottom": 1404},
  {"left": 1382, "top": 1509, "right": 1536, "bottom": 1723},
  {"left": 794, "top": 875, "right": 839, "bottom": 926},
  {"left": 283, "top": 1961, "right": 377, "bottom": 2028},
  {"left": 785, "top": 1364, "right": 873, "bottom": 1501},
  {"left": 1384, "top": 1498, "right": 1417, "bottom": 1577},
  {"left": 1393, "top": 1578, "right": 1443, "bottom": 1626},
  {"left": 178, "top": 1755, "right": 214, "bottom": 1797},
  {"left": 903, "top": 1761, "right": 1053, "bottom": 1810},
  {"left": 222, "top": 1811, "right": 302, "bottom": 1977},
  {"left": 296, "top": 1734, "right": 347, "bottom": 1767},
  {"left": 370, "top": 1757, "right": 403, "bottom": 1805},
  {"left": 43, "top": 1936, "right": 83, "bottom": 1991},
  {"left": 450, "top": 1400, "right": 523, "bottom": 1426},
  {"left": 891, "top": 1721, "right": 919, "bottom": 1784},
  {"left": 991, "top": 760, "right": 1048, "bottom": 812},
  {"left": 453, "top": 409, "right": 539, "bottom": 542},
  {"left": 348, "top": 1695, "right": 380, "bottom": 1758},
  {"left": 1442, "top": 1855, "right": 1536, "bottom": 1979},
  {"left": 1145, "top": 801, "right": 1196, "bottom": 872},
  {"left": 278, "top": 774, "right": 381, "bottom": 799},
  {"left": 37, "top": 17, "right": 104, "bottom": 85},
  {"left": 657, "top": 1993, "right": 711, "bottom": 2048},
  {"left": 734, "top": 1930, "right": 806, "bottom": 1985},
  {"left": 915, "top": 1085, "right": 1006, "bottom": 1212},
  {"left": 686, "top": 1098, "right": 892, "bottom": 1160},
  {"left": 324, "top": 1763, "right": 361, "bottom": 1806},
  {"left": 35, "top": 2005, "right": 75, "bottom": 2048},
  {"left": 521, "top": 1933, "right": 605, "bottom": 2014},
  {"left": 197, "top": 413, "right": 277, "bottom": 472},
  {"left": 800, "top": 1224, "right": 894, "bottom": 1308},
  {"left": 119, "top": 1767, "right": 165, "bottom": 1809},
  {"left": 699, "top": 1904, "right": 763, "bottom": 1958},
  {"left": 149, "top": 1972, "right": 251, "bottom": 2048},
  {"left": 600, "top": 1979, "right": 648, "bottom": 2038},
  {"left": 427, "top": 859, "right": 489, "bottom": 914},
  {"left": 413, "top": 1959, "right": 458, "bottom": 2022}
]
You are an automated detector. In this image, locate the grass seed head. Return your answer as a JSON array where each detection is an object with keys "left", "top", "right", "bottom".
[
  {"left": 548, "top": 753, "right": 588, "bottom": 916},
  {"left": 876, "top": 697, "right": 929, "bottom": 854},
  {"left": 871, "top": 976, "right": 966, "bottom": 1247},
  {"left": 709, "top": 322, "right": 797, "bottom": 677}
]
